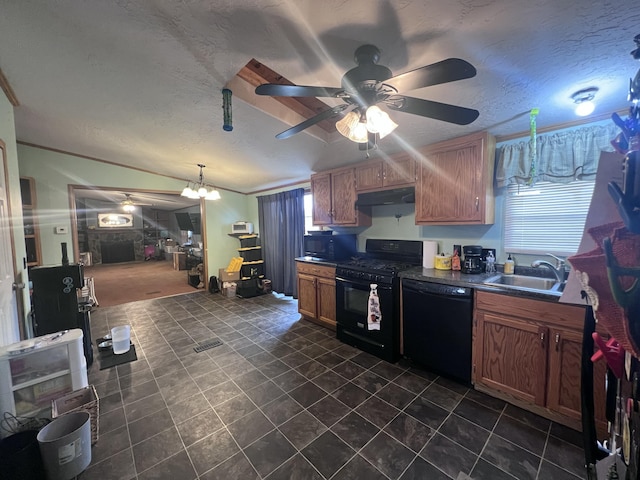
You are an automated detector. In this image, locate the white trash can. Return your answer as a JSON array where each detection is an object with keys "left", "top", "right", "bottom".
[{"left": 37, "top": 411, "right": 92, "bottom": 480}]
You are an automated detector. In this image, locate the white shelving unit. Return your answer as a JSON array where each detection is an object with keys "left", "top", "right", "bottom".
[{"left": 0, "top": 329, "right": 88, "bottom": 436}]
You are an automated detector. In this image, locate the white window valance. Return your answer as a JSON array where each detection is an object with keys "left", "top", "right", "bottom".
[{"left": 495, "top": 123, "right": 618, "bottom": 188}]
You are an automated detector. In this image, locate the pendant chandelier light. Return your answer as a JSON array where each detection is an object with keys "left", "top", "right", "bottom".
[
  {"left": 181, "top": 164, "right": 221, "bottom": 200},
  {"left": 335, "top": 105, "right": 398, "bottom": 143}
]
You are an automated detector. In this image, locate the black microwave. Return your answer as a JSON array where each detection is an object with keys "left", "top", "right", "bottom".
[{"left": 303, "top": 234, "right": 357, "bottom": 260}]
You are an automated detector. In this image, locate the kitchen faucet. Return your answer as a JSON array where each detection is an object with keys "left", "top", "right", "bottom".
[{"left": 531, "top": 253, "right": 566, "bottom": 283}]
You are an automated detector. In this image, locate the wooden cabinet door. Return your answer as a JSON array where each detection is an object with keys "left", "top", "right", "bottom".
[
  {"left": 331, "top": 168, "right": 358, "bottom": 225},
  {"left": 547, "top": 328, "right": 582, "bottom": 421},
  {"left": 311, "top": 173, "right": 332, "bottom": 226},
  {"left": 383, "top": 153, "right": 416, "bottom": 187},
  {"left": 297, "top": 273, "right": 318, "bottom": 319},
  {"left": 316, "top": 276, "right": 336, "bottom": 328},
  {"left": 416, "top": 143, "right": 482, "bottom": 223},
  {"left": 355, "top": 161, "right": 383, "bottom": 192},
  {"left": 475, "top": 311, "right": 548, "bottom": 406},
  {"left": 415, "top": 131, "right": 495, "bottom": 225}
]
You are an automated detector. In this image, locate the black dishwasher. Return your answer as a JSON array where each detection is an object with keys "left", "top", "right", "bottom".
[{"left": 402, "top": 278, "right": 473, "bottom": 385}]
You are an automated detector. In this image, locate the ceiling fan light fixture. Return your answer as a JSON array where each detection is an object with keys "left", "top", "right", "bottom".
[
  {"left": 350, "top": 121, "right": 369, "bottom": 143},
  {"left": 335, "top": 111, "right": 360, "bottom": 138},
  {"left": 122, "top": 203, "right": 135, "bottom": 213},
  {"left": 571, "top": 87, "right": 598, "bottom": 116},
  {"left": 365, "top": 105, "right": 398, "bottom": 138}
]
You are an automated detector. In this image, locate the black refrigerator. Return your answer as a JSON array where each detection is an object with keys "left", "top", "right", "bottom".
[{"left": 30, "top": 264, "right": 93, "bottom": 366}]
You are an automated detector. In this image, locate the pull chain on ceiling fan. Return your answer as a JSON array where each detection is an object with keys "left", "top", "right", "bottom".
[{"left": 255, "top": 45, "right": 479, "bottom": 144}]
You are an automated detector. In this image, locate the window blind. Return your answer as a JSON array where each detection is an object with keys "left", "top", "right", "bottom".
[{"left": 504, "top": 181, "right": 595, "bottom": 256}]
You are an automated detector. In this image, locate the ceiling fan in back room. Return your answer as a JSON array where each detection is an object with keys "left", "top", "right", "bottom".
[
  {"left": 255, "top": 44, "right": 479, "bottom": 149},
  {"left": 120, "top": 193, "right": 152, "bottom": 212}
]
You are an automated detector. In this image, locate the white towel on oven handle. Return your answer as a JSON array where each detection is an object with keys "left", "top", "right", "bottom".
[{"left": 367, "top": 284, "right": 381, "bottom": 330}]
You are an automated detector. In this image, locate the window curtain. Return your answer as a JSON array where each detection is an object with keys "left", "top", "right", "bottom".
[
  {"left": 257, "top": 188, "right": 305, "bottom": 297},
  {"left": 495, "top": 123, "right": 618, "bottom": 187}
]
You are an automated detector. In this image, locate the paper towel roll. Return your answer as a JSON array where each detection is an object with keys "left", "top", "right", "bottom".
[{"left": 422, "top": 241, "right": 438, "bottom": 268}]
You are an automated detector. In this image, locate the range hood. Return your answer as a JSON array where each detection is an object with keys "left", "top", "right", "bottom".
[{"left": 355, "top": 187, "right": 416, "bottom": 207}]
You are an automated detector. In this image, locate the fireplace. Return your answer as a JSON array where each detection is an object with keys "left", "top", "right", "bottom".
[
  {"left": 87, "top": 229, "right": 145, "bottom": 264},
  {"left": 101, "top": 241, "right": 135, "bottom": 264}
]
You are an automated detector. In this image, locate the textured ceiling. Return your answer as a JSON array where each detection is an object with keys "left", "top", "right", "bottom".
[{"left": 1, "top": 1, "right": 639, "bottom": 194}]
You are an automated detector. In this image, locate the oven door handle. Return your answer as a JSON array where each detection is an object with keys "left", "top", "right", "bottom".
[{"left": 336, "top": 277, "right": 393, "bottom": 290}]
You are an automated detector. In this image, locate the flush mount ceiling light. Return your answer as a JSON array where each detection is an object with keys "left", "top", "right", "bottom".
[
  {"left": 181, "top": 164, "right": 221, "bottom": 201},
  {"left": 571, "top": 87, "right": 598, "bottom": 116},
  {"left": 335, "top": 106, "right": 398, "bottom": 144}
]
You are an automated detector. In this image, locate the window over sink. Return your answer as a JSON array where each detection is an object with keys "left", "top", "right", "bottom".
[{"left": 503, "top": 180, "right": 595, "bottom": 256}]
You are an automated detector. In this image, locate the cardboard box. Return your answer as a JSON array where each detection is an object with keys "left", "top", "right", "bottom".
[{"left": 218, "top": 268, "right": 240, "bottom": 282}]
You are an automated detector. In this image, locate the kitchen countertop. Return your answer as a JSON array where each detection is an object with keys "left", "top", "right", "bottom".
[
  {"left": 295, "top": 257, "right": 576, "bottom": 303},
  {"left": 400, "top": 267, "right": 566, "bottom": 302},
  {"left": 295, "top": 256, "right": 338, "bottom": 267}
]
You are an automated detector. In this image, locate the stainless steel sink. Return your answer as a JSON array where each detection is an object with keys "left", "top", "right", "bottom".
[{"left": 483, "top": 274, "right": 564, "bottom": 295}]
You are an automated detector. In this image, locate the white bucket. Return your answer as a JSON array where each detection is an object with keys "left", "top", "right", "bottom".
[{"left": 37, "top": 411, "right": 91, "bottom": 480}]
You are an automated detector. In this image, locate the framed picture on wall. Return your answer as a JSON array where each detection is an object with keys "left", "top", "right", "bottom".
[{"left": 98, "top": 213, "right": 134, "bottom": 228}]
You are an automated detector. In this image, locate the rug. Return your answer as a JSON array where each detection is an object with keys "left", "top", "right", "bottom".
[{"left": 99, "top": 344, "right": 138, "bottom": 370}]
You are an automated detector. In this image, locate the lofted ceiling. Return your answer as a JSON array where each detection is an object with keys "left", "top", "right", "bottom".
[{"left": 1, "top": 1, "right": 639, "bottom": 194}]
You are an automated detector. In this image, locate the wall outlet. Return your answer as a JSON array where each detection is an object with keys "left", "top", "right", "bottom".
[{"left": 54, "top": 226, "right": 68, "bottom": 234}]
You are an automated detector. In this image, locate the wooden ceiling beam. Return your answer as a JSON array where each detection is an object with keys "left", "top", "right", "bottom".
[{"left": 237, "top": 59, "right": 337, "bottom": 134}]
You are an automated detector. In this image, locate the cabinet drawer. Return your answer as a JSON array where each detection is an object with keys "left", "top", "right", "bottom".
[{"left": 296, "top": 262, "right": 335, "bottom": 279}]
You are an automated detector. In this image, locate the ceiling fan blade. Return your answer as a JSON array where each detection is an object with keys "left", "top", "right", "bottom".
[
  {"left": 386, "top": 96, "right": 479, "bottom": 125},
  {"left": 383, "top": 58, "right": 476, "bottom": 94},
  {"left": 275, "top": 105, "right": 349, "bottom": 139},
  {"left": 256, "top": 84, "right": 344, "bottom": 98}
]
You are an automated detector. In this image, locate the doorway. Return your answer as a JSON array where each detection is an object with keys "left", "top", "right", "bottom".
[{"left": 68, "top": 186, "right": 205, "bottom": 306}]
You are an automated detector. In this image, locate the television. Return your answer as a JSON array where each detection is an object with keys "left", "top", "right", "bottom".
[{"left": 175, "top": 213, "right": 194, "bottom": 231}]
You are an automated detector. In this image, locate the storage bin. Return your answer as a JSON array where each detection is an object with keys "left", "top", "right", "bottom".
[
  {"left": 52, "top": 385, "right": 99, "bottom": 445},
  {"left": 236, "top": 278, "right": 261, "bottom": 298},
  {"left": 238, "top": 247, "right": 262, "bottom": 262},
  {"left": 239, "top": 235, "right": 258, "bottom": 248},
  {"left": 240, "top": 261, "right": 264, "bottom": 279}
]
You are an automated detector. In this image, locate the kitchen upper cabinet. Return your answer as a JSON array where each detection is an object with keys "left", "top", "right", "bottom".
[
  {"left": 416, "top": 131, "right": 495, "bottom": 225},
  {"left": 474, "top": 291, "right": 606, "bottom": 436},
  {"left": 296, "top": 261, "right": 336, "bottom": 330},
  {"left": 311, "top": 173, "right": 332, "bottom": 225},
  {"left": 355, "top": 153, "right": 416, "bottom": 192},
  {"left": 311, "top": 168, "right": 371, "bottom": 227}
]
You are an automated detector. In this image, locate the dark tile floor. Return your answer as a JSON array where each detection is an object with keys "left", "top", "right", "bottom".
[{"left": 79, "top": 291, "right": 588, "bottom": 480}]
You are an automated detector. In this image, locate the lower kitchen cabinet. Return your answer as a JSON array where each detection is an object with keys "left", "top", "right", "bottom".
[
  {"left": 474, "top": 290, "right": 607, "bottom": 436},
  {"left": 296, "top": 261, "right": 336, "bottom": 330}
]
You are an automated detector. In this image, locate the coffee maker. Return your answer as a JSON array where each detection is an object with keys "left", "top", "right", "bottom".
[{"left": 462, "top": 245, "right": 483, "bottom": 274}]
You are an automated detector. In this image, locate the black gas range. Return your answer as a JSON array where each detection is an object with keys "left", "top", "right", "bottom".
[{"left": 335, "top": 239, "right": 422, "bottom": 362}]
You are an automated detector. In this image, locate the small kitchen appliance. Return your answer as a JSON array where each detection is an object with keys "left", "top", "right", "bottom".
[
  {"left": 461, "top": 245, "right": 483, "bottom": 274},
  {"left": 303, "top": 233, "right": 357, "bottom": 260},
  {"left": 231, "top": 221, "right": 253, "bottom": 234}
]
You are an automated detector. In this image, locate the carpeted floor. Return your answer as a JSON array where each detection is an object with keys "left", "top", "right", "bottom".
[{"left": 84, "top": 260, "right": 202, "bottom": 308}]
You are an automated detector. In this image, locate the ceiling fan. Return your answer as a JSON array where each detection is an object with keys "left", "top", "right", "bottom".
[
  {"left": 255, "top": 44, "right": 479, "bottom": 143},
  {"left": 120, "top": 193, "right": 151, "bottom": 211}
]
